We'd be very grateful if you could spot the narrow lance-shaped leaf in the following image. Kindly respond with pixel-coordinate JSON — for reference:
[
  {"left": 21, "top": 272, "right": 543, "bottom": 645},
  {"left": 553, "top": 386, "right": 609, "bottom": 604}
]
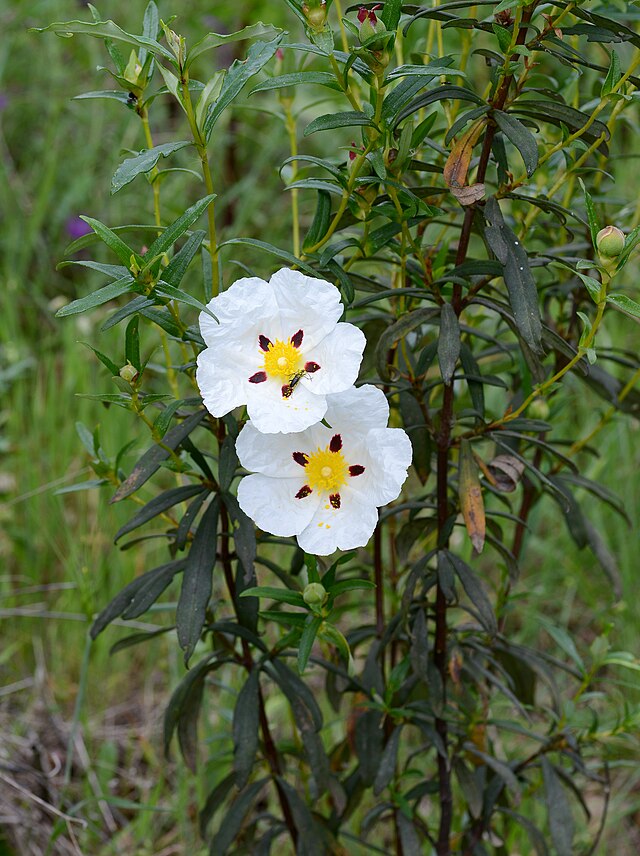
[
  {"left": 114, "top": 484, "right": 205, "bottom": 542},
  {"left": 204, "top": 36, "right": 283, "bottom": 139},
  {"left": 298, "top": 615, "right": 323, "bottom": 674},
  {"left": 31, "top": 18, "right": 175, "bottom": 62},
  {"left": 232, "top": 668, "right": 261, "bottom": 788},
  {"left": 493, "top": 110, "right": 538, "bottom": 177},
  {"left": 541, "top": 757, "right": 574, "bottom": 856},
  {"left": 209, "top": 779, "right": 269, "bottom": 856},
  {"left": 484, "top": 197, "right": 543, "bottom": 356},
  {"left": 185, "top": 22, "right": 282, "bottom": 69},
  {"left": 438, "top": 302, "right": 460, "bottom": 385},
  {"left": 303, "top": 111, "right": 376, "bottom": 137},
  {"left": 111, "top": 141, "right": 192, "bottom": 194},
  {"left": 176, "top": 496, "right": 220, "bottom": 665},
  {"left": 111, "top": 409, "right": 206, "bottom": 503},
  {"left": 161, "top": 230, "right": 206, "bottom": 288},
  {"left": 458, "top": 439, "right": 485, "bottom": 553},
  {"left": 144, "top": 194, "right": 216, "bottom": 260},
  {"left": 55, "top": 276, "right": 136, "bottom": 317},
  {"left": 445, "top": 550, "right": 496, "bottom": 634}
]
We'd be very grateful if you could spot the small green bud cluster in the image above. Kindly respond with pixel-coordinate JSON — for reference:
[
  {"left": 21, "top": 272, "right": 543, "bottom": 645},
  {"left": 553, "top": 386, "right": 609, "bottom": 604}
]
[
  {"left": 596, "top": 225, "right": 625, "bottom": 259},
  {"left": 303, "top": 582, "right": 328, "bottom": 606}
]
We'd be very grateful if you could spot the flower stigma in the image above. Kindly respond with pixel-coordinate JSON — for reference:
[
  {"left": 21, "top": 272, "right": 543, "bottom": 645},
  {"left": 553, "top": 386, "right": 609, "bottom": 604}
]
[
  {"left": 261, "top": 338, "right": 303, "bottom": 380},
  {"left": 305, "top": 445, "right": 349, "bottom": 492}
]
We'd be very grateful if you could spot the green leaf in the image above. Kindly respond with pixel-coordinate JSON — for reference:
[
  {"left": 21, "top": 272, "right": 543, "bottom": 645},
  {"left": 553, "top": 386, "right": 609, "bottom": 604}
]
[
  {"left": 374, "top": 726, "right": 401, "bottom": 795},
  {"left": 224, "top": 493, "right": 256, "bottom": 583},
  {"left": 111, "top": 141, "right": 192, "bottom": 194},
  {"left": 79, "top": 216, "right": 140, "bottom": 266},
  {"left": 145, "top": 194, "right": 216, "bottom": 260},
  {"left": 125, "top": 315, "right": 140, "bottom": 371},
  {"left": 199, "top": 773, "right": 236, "bottom": 838},
  {"left": 445, "top": 550, "right": 497, "bottom": 634},
  {"left": 90, "top": 559, "right": 185, "bottom": 638},
  {"left": 74, "top": 89, "right": 132, "bottom": 104},
  {"left": 579, "top": 178, "right": 601, "bottom": 248},
  {"left": 56, "top": 277, "right": 136, "bottom": 317},
  {"left": 176, "top": 490, "right": 210, "bottom": 552},
  {"left": 303, "top": 190, "right": 332, "bottom": 252},
  {"left": 176, "top": 496, "right": 220, "bottom": 665},
  {"left": 438, "top": 303, "right": 460, "bottom": 385},
  {"left": 219, "top": 237, "right": 318, "bottom": 276},
  {"left": 492, "top": 23, "right": 512, "bottom": 53},
  {"left": 540, "top": 621, "right": 586, "bottom": 673},
  {"left": 484, "top": 198, "right": 543, "bottom": 356},
  {"left": 161, "top": 230, "right": 206, "bottom": 288},
  {"left": 303, "top": 110, "right": 376, "bottom": 137},
  {"left": 541, "top": 757, "right": 574, "bottom": 856},
  {"left": 155, "top": 282, "right": 216, "bottom": 319},
  {"left": 80, "top": 343, "right": 120, "bottom": 376},
  {"left": 493, "top": 110, "right": 538, "bottom": 177},
  {"left": 232, "top": 668, "right": 261, "bottom": 788},
  {"left": 575, "top": 270, "right": 602, "bottom": 303},
  {"left": 375, "top": 307, "right": 440, "bottom": 381},
  {"left": 186, "top": 22, "right": 281, "bottom": 69},
  {"left": 606, "top": 293, "right": 640, "bottom": 318},
  {"left": 601, "top": 49, "right": 621, "bottom": 97},
  {"left": 381, "top": 0, "right": 403, "bottom": 32},
  {"left": 329, "top": 579, "right": 376, "bottom": 596},
  {"left": 32, "top": 18, "right": 175, "bottom": 62},
  {"left": 399, "top": 390, "right": 431, "bottom": 484},
  {"left": 250, "top": 71, "right": 340, "bottom": 94},
  {"left": 298, "top": 615, "right": 323, "bottom": 673},
  {"left": 209, "top": 779, "right": 269, "bottom": 856},
  {"left": 114, "top": 484, "right": 205, "bottom": 543},
  {"left": 204, "top": 36, "right": 283, "bottom": 139},
  {"left": 395, "top": 85, "right": 485, "bottom": 127},
  {"left": 111, "top": 409, "right": 206, "bottom": 503},
  {"left": 240, "top": 585, "right": 305, "bottom": 608}
]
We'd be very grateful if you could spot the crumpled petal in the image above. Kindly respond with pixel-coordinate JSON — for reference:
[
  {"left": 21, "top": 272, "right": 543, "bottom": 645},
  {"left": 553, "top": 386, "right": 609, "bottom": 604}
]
[
  {"left": 246, "top": 378, "right": 328, "bottom": 434},
  {"left": 236, "top": 421, "right": 328, "bottom": 479},
  {"left": 303, "top": 323, "right": 366, "bottom": 395},
  {"left": 349, "top": 427, "right": 413, "bottom": 506},
  {"left": 237, "top": 473, "right": 320, "bottom": 536},
  {"left": 324, "top": 384, "right": 390, "bottom": 434},
  {"left": 200, "top": 276, "right": 277, "bottom": 344},
  {"left": 297, "top": 489, "right": 379, "bottom": 555},
  {"left": 269, "top": 269, "right": 343, "bottom": 349}
]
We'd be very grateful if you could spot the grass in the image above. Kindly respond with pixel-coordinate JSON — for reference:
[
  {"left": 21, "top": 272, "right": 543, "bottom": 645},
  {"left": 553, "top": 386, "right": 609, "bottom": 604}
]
[{"left": 1, "top": 1, "right": 639, "bottom": 853}]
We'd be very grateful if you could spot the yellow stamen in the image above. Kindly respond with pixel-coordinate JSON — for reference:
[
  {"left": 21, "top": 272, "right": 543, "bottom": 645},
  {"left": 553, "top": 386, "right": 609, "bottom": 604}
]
[
  {"left": 306, "top": 446, "right": 348, "bottom": 492},
  {"left": 262, "top": 339, "right": 302, "bottom": 380}
]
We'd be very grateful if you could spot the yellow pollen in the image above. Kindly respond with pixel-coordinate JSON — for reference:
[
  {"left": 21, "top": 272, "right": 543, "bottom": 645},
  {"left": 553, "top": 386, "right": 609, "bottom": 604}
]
[
  {"left": 305, "top": 446, "right": 349, "bottom": 493},
  {"left": 262, "top": 338, "right": 302, "bottom": 379}
]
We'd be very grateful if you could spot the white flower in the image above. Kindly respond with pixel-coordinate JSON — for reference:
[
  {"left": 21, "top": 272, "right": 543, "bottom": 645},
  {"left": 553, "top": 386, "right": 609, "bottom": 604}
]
[
  {"left": 236, "top": 385, "right": 412, "bottom": 555},
  {"left": 196, "top": 268, "right": 366, "bottom": 433}
]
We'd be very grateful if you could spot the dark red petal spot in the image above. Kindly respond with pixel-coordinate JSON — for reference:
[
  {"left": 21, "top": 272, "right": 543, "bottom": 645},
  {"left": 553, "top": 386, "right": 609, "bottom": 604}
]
[
  {"left": 258, "top": 334, "right": 272, "bottom": 352},
  {"left": 329, "top": 434, "right": 342, "bottom": 453},
  {"left": 293, "top": 452, "right": 309, "bottom": 467},
  {"left": 296, "top": 485, "right": 312, "bottom": 499},
  {"left": 329, "top": 493, "right": 341, "bottom": 509},
  {"left": 349, "top": 465, "right": 365, "bottom": 477},
  {"left": 291, "top": 329, "right": 304, "bottom": 348},
  {"left": 281, "top": 384, "right": 293, "bottom": 399},
  {"left": 357, "top": 6, "right": 368, "bottom": 23},
  {"left": 249, "top": 371, "right": 267, "bottom": 384},
  {"left": 304, "top": 361, "right": 321, "bottom": 373}
]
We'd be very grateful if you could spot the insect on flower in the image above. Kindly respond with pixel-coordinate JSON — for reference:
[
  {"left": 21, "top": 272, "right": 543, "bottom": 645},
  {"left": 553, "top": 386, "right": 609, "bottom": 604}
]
[{"left": 281, "top": 369, "right": 310, "bottom": 399}]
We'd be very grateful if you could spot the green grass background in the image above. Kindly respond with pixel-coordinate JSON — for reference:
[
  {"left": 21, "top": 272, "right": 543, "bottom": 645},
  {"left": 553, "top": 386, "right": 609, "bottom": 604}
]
[{"left": 1, "top": 1, "right": 639, "bottom": 853}]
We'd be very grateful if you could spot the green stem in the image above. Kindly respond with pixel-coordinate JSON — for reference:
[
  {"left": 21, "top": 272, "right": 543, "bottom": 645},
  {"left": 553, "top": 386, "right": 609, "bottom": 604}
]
[
  {"left": 180, "top": 73, "right": 220, "bottom": 296},
  {"left": 283, "top": 99, "right": 300, "bottom": 257}
]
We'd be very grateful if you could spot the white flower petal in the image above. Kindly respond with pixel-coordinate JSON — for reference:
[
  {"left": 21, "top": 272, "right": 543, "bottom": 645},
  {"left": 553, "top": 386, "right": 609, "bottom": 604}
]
[
  {"left": 246, "top": 377, "right": 328, "bottom": 434},
  {"left": 303, "top": 323, "right": 366, "bottom": 395},
  {"left": 236, "top": 422, "right": 316, "bottom": 478},
  {"left": 237, "top": 474, "right": 320, "bottom": 537},
  {"left": 269, "top": 269, "right": 343, "bottom": 349},
  {"left": 297, "top": 489, "right": 379, "bottom": 555},
  {"left": 199, "top": 276, "right": 277, "bottom": 343},
  {"left": 354, "top": 427, "right": 413, "bottom": 506},
  {"left": 324, "top": 385, "right": 390, "bottom": 434},
  {"left": 196, "top": 350, "right": 247, "bottom": 416}
]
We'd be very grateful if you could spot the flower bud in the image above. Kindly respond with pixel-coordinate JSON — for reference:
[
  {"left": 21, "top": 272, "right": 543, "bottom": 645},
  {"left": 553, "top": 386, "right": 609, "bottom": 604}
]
[
  {"left": 119, "top": 363, "right": 139, "bottom": 384},
  {"left": 596, "top": 225, "right": 625, "bottom": 258},
  {"left": 303, "top": 582, "right": 328, "bottom": 606},
  {"left": 358, "top": 5, "right": 385, "bottom": 46},
  {"left": 302, "top": 0, "right": 327, "bottom": 32},
  {"left": 527, "top": 397, "right": 550, "bottom": 421}
]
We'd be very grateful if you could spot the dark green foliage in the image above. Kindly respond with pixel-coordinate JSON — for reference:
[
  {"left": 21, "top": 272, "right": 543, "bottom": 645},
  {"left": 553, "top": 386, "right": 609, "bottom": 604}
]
[{"left": 46, "top": 0, "right": 640, "bottom": 853}]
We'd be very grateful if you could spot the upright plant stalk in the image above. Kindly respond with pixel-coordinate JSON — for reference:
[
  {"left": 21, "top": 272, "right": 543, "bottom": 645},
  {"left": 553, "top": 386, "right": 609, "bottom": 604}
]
[{"left": 180, "top": 74, "right": 220, "bottom": 296}]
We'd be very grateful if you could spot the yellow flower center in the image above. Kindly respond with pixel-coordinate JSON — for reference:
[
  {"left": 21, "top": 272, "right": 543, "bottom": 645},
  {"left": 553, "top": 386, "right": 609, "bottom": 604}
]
[
  {"left": 262, "top": 339, "right": 302, "bottom": 380},
  {"left": 305, "top": 446, "right": 349, "bottom": 492}
]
